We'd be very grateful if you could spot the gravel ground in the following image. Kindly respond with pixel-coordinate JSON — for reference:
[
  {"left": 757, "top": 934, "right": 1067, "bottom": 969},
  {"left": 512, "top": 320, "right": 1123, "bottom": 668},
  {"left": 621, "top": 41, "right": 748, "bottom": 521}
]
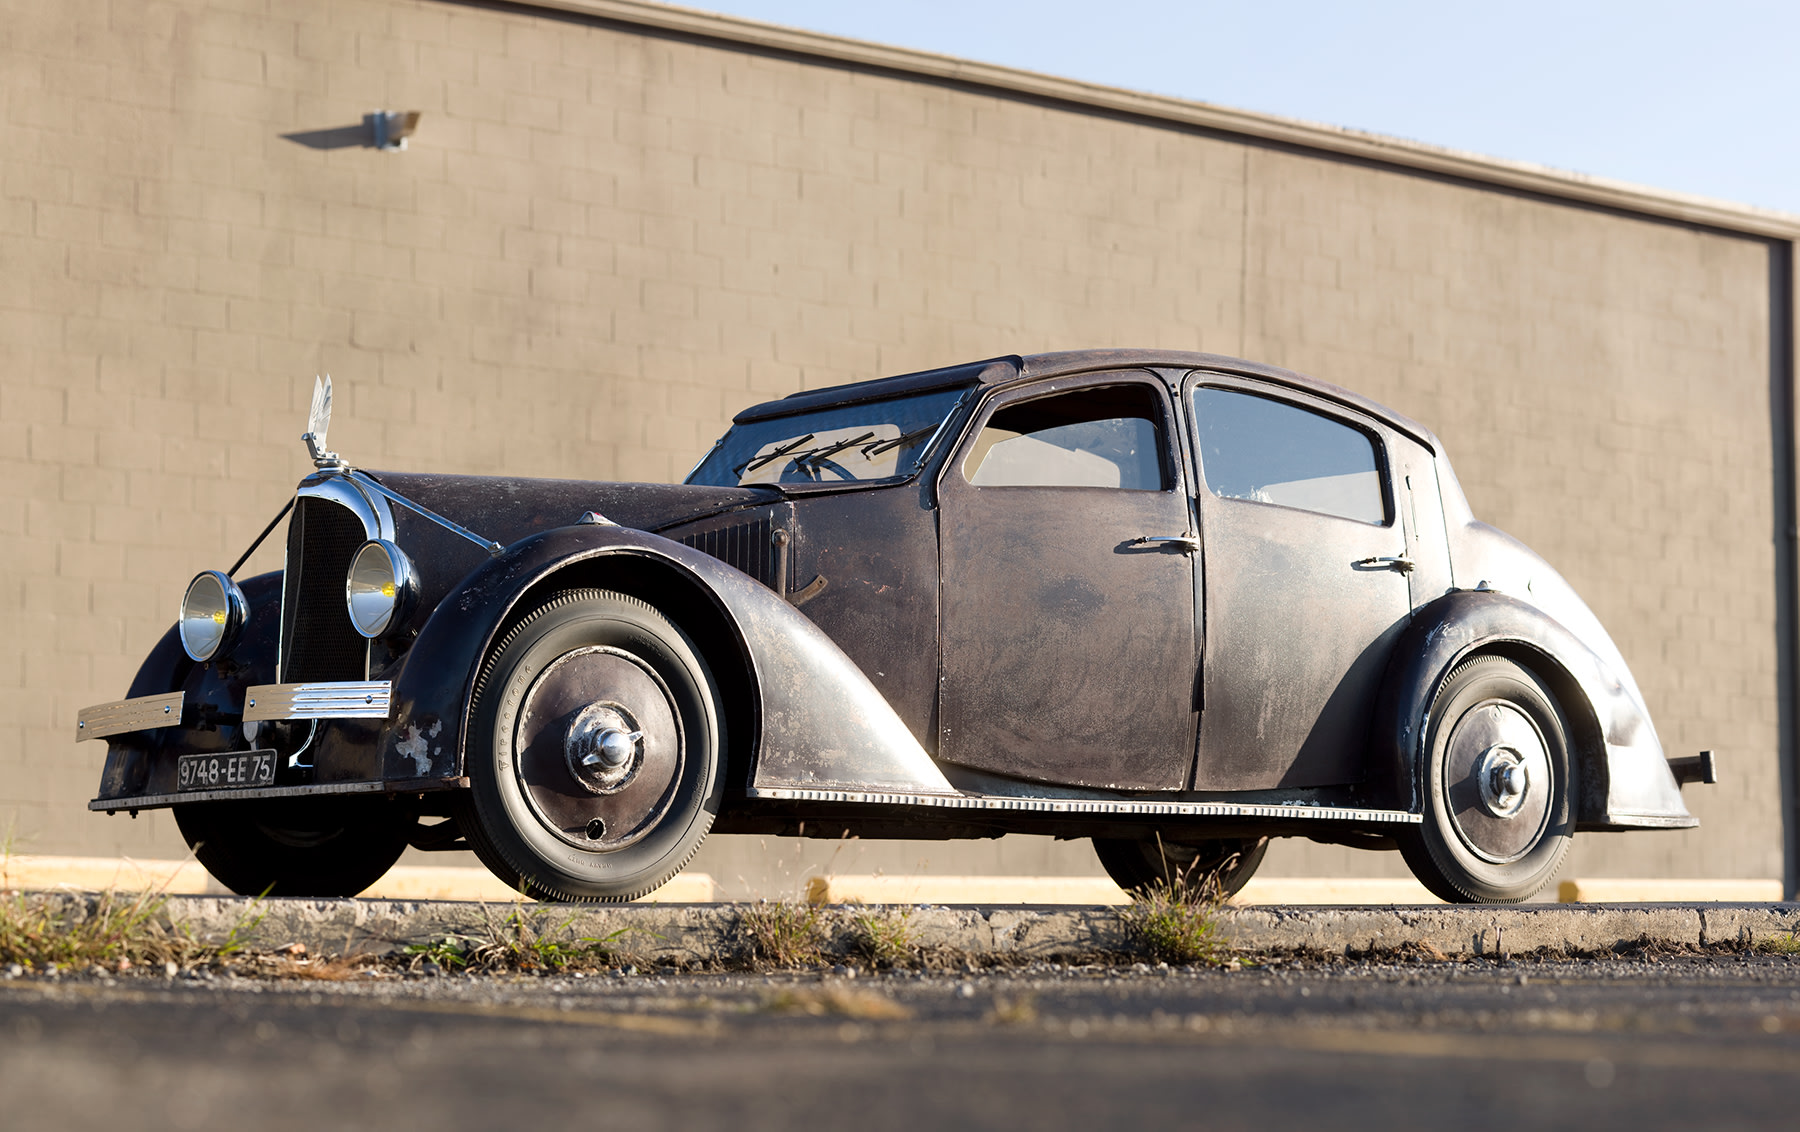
[{"left": 2, "top": 953, "right": 1797, "bottom": 1130}]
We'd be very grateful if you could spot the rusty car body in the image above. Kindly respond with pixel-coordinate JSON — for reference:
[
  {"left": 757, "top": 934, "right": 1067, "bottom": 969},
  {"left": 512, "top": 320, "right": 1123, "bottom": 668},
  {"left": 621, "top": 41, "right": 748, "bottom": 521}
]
[{"left": 78, "top": 350, "right": 1713, "bottom": 903}]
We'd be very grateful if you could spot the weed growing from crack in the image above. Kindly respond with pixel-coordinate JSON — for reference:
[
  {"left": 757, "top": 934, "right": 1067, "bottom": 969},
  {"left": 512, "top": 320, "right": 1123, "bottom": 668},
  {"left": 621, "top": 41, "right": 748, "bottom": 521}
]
[
  {"left": 0, "top": 884, "right": 285, "bottom": 976},
  {"left": 1117, "top": 839, "right": 1235, "bottom": 966},
  {"left": 849, "top": 908, "right": 916, "bottom": 967},
  {"left": 737, "top": 901, "right": 827, "bottom": 968},
  {"left": 1753, "top": 931, "right": 1800, "bottom": 957},
  {"left": 0, "top": 888, "right": 189, "bottom": 973},
  {"left": 404, "top": 905, "right": 636, "bottom": 974}
]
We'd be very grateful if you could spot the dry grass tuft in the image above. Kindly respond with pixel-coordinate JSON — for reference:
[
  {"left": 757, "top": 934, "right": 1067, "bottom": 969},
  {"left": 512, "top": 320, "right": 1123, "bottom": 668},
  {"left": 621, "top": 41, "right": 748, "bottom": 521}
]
[
  {"left": 1116, "top": 842, "right": 1236, "bottom": 967},
  {"left": 403, "top": 906, "right": 631, "bottom": 975},
  {"left": 0, "top": 889, "right": 211, "bottom": 973},
  {"left": 737, "top": 901, "right": 828, "bottom": 969},
  {"left": 848, "top": 908, "right": 916, "bottom": 968}
]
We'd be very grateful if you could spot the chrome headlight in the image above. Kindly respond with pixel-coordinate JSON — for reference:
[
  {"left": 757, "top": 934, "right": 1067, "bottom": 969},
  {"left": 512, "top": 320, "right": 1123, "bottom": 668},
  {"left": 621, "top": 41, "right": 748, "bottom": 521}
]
[
  {"left": 346, "top": 539, "right": 418, "bottom": 639},
  {"left": 178, "top": 570, "right": 248, "bottom": 662}
]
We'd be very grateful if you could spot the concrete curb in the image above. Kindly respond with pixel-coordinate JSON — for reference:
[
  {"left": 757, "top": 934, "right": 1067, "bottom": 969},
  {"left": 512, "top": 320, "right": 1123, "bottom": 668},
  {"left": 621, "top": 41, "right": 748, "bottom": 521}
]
[{"left": 82, "top": 896, "right": 1800, "bottom": 965}]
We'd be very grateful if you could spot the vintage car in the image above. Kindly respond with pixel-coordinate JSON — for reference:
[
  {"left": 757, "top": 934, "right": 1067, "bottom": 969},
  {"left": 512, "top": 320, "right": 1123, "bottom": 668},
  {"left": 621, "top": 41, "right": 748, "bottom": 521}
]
[{"left": 78, "top": 350, "right": 1716, "bottom": 904}]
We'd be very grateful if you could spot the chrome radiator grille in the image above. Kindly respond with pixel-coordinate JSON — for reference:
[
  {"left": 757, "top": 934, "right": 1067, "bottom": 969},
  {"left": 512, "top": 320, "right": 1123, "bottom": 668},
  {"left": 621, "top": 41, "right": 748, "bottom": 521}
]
[
  {"left": 279, "top": 496, "right": 369, "bottom": 682},
  {"left": 677, "top": 514, "right": 782, "bottom": 590}
]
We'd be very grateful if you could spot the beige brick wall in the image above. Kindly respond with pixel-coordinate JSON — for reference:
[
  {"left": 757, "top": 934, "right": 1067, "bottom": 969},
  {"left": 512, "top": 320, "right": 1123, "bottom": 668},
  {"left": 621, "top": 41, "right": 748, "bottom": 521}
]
[{"left": 0, "top": 0, "right": 1787, "bottom": 891}]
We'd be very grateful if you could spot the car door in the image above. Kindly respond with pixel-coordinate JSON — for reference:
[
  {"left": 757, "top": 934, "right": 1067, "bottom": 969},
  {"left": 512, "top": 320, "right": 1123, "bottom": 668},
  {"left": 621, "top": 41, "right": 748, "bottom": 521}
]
[
  {"left": 936, "top": 371, "right": 1199, "bottom": 791},
  {"left": 1185, "top": 375, "right": 1416, "bottom": 790}
]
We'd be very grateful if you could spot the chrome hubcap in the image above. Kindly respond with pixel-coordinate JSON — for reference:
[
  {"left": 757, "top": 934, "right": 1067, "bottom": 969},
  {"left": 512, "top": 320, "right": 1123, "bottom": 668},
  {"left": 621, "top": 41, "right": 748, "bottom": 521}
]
[
  {"left": 1475, "top": 745, "right": 1531, "bottom": 818},
  {"left": 1443, "top": 700, "right": 1553, "bottom": 864},
  {"left": 564, "top": 703, "right": 643, "bottom": 795},
  {"left": 512, "top": 645, "right": 684, "bottom": 852}
]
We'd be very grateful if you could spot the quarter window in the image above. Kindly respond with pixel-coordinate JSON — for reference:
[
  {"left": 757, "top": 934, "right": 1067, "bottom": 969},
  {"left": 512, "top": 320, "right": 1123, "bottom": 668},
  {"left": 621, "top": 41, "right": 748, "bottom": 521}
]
[
  {"left": 1193, "top": 387, "right": 1387, "bottom": 524},
  {"left": 964, "top": 385, "right": 1168, "bottom": 490}
]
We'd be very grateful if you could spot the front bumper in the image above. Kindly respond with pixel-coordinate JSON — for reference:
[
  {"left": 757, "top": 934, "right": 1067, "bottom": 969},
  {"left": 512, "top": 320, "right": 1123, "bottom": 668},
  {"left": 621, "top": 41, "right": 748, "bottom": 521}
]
[
  {"left": 76, "top": 692, "right": 184, "bottom": 740},
  {"left": 87, "top": 774, "right": 467, "bottom": 812},
  {"left": 79, "top": 680, "right": 434, "bottom": 813},
  {"left": 77, "top": 682, "right": 393, "bottom": 742}
]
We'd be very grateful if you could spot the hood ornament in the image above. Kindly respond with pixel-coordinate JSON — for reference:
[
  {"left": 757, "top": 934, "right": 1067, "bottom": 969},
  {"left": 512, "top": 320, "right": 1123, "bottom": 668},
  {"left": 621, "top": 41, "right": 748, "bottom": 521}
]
[
  {"left": 295, "top": 373, "right": 504, "bottom": 557},
  {"left": 303, "top": 375, "right": 346, "bottom": 469}
]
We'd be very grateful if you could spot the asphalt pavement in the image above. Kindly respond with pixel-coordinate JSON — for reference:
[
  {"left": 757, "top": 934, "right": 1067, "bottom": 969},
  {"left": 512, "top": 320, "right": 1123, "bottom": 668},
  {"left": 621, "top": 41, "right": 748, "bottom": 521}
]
[{"left": 3, "top": 953, "right": 1796, "bottom": 1130}]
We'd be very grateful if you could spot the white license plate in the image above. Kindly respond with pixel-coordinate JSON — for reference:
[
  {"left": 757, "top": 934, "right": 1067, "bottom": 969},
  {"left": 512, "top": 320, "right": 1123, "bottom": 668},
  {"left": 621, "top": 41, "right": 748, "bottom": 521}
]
[{"left": 177, "top": 750, "right": 277, "bottom": 791}]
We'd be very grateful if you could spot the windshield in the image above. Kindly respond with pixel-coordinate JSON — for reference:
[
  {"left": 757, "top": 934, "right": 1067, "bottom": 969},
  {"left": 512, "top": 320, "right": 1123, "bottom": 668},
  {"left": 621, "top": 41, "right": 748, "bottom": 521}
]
[{"left": 687, "top": 386, "right": 970, "bottom": 488}]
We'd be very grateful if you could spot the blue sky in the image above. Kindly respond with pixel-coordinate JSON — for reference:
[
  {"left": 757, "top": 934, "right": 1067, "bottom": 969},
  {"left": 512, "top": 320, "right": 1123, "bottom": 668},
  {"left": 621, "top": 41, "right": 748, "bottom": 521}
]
[{"left": 676, "top": 0, "right": 1799, "bottom": 216}]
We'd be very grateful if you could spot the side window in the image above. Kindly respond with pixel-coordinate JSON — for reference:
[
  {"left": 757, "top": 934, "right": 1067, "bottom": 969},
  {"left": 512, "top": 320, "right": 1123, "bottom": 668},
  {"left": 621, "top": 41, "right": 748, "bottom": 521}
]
[
  {"left": 964, "top": 385, "right": 1168, "bottom": 490},
  {"left": 1193, "top": 387, "right": 1387, "bottom": 524}
]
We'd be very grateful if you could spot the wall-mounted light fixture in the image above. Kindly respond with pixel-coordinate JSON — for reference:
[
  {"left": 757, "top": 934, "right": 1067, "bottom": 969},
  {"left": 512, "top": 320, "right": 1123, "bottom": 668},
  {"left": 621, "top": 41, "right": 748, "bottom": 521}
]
[{"left": 370, "top": 110, "right": 421, "bottom": 152}]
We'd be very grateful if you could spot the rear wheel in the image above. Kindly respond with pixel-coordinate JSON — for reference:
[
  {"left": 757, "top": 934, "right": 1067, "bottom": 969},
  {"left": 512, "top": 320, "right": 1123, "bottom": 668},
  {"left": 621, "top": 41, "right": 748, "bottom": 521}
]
[
  {"left": 1399, "top": 654, "right": 1575, "bottom": 903},
  {"left": 1093, "top": 835, "right": 1268, "bottom": 899},
  {"left": 174, "top": 796, "right": 415, "bottom": 897},
  {"left": 458, "top": 589, "right": 724, "bottom": 902}
]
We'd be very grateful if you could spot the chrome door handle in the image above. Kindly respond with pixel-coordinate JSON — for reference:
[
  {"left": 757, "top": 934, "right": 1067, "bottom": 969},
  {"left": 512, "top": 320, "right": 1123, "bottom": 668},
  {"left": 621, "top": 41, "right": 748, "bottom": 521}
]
[
  {"left": 1353, "top": 555, "right": 1415, "bottom": 574},
  {"left": 1133, "top": 534, "right": 1200, "bottom": 552}
]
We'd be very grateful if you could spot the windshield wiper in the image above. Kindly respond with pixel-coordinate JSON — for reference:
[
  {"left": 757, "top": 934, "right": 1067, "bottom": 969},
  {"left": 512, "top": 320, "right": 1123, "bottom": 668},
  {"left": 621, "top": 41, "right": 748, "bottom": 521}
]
[
  {"left": 736, "top": 434, "right": 817, "bottom": 476},
  {"left": 735, "top": 423, "right": 940, "bottom": 484},
  {"left": 861, "top": 424, "right": 937, "bottom": 458},
  {"left": 792, "top": 431, "right": 877, "bottom": 468}
]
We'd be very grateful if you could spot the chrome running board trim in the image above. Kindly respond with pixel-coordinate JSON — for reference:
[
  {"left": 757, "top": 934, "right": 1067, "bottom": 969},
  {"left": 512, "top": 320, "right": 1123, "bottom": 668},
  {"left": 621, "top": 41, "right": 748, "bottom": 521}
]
[
  {"left": 76, "top": 692, "right": 184, "bottom": 741},
  {"left": 243, "top": 681, "right": 391, "bottom": 722},
  {"left": 745, "top": 787, "right": 1422, "bottom": 824}
]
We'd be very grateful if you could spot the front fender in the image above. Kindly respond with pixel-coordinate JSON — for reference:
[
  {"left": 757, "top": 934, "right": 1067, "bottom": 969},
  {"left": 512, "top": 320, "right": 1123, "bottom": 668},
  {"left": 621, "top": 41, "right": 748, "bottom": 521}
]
[
  {"left": 1373, "top": 590, "right": 1692, "bottom": 830},
  {"left": 384, "top": 524, "right": 954, "bottom": 795}
]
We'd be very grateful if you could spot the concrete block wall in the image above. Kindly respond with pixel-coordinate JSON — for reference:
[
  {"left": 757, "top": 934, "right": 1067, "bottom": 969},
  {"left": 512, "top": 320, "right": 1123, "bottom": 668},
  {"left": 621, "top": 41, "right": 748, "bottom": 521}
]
[{"left": 0, "top": 0, "right": 1788, "bottom": 893}]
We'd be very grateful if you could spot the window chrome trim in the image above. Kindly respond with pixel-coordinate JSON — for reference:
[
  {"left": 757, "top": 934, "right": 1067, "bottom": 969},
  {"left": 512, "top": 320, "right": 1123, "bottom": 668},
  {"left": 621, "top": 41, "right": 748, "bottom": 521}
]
[
  {"left": 1183, "top": 371, "right": 1398, "bottom": 529},
  {"left": 939, "top": 369, "right": 1187, "bottom": 498}
]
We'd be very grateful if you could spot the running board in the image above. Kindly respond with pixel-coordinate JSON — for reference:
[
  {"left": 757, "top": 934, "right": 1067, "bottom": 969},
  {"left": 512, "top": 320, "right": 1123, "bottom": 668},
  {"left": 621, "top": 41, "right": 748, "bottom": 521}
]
[{"left": 745, "top": 787, "right": 1421, "bottom": 824}]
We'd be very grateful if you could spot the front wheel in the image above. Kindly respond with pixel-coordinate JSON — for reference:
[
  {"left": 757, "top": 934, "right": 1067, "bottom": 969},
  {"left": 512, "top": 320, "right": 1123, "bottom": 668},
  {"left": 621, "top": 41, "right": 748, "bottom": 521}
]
[
  {"left": 459, "top": 589, "right": 725, "bottom": 902},
  {"left": 1093, "top": 835, "right": 1268, "bottom": 899},
  {"left": 174, "top": 796, "right": 415, "bottom": 897},
  {"left": 1399, "top": 654, "right": 1575, "bottom": 903}
]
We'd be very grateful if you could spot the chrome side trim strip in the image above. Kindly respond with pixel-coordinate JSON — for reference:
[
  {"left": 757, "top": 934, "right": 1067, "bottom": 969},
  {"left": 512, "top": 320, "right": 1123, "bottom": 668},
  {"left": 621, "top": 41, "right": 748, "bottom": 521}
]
[
  {"left": 76, "top": 693, "right": 185, "bottom": 741},
  {"left": 243, "top": 681, "right": 392, "bottom": 722},
  {"left": 745, "top": 786, "right": 1423, "bottom": 824},
  {"left": 88, "top": 775, "right": 470, "bottom": 812},
  {"left": 351, "top": 471, "right": 504, "bottom": 558}
]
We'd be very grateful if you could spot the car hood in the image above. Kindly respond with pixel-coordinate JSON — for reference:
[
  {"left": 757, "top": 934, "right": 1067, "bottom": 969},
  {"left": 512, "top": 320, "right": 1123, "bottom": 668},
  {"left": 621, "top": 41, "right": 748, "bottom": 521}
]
[{"left": 364, "top": 471, "right": 779, "bottom": 545}]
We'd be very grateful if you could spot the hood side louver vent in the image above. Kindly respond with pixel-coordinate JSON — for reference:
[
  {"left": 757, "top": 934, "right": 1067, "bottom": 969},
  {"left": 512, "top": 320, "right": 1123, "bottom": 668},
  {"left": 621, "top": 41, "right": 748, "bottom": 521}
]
[{"left": 676, "top": 513, "right": 784, "bottom": 591}]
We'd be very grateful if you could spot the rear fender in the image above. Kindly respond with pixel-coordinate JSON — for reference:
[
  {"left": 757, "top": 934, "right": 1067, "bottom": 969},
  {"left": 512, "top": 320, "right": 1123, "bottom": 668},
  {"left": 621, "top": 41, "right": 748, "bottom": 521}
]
[
  {"left": 1373, "top": 589, "right": 1691, "bottom": 830},
  {"left": 385, "top": 525, "right": 952, "bottom": 795}
]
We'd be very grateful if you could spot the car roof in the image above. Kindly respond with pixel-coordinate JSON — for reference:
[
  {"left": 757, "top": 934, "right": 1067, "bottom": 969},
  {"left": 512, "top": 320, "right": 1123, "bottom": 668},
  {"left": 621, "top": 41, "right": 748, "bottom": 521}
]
[{"left": 733, "top": 348, "right": 1439, "bottom": 452}]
